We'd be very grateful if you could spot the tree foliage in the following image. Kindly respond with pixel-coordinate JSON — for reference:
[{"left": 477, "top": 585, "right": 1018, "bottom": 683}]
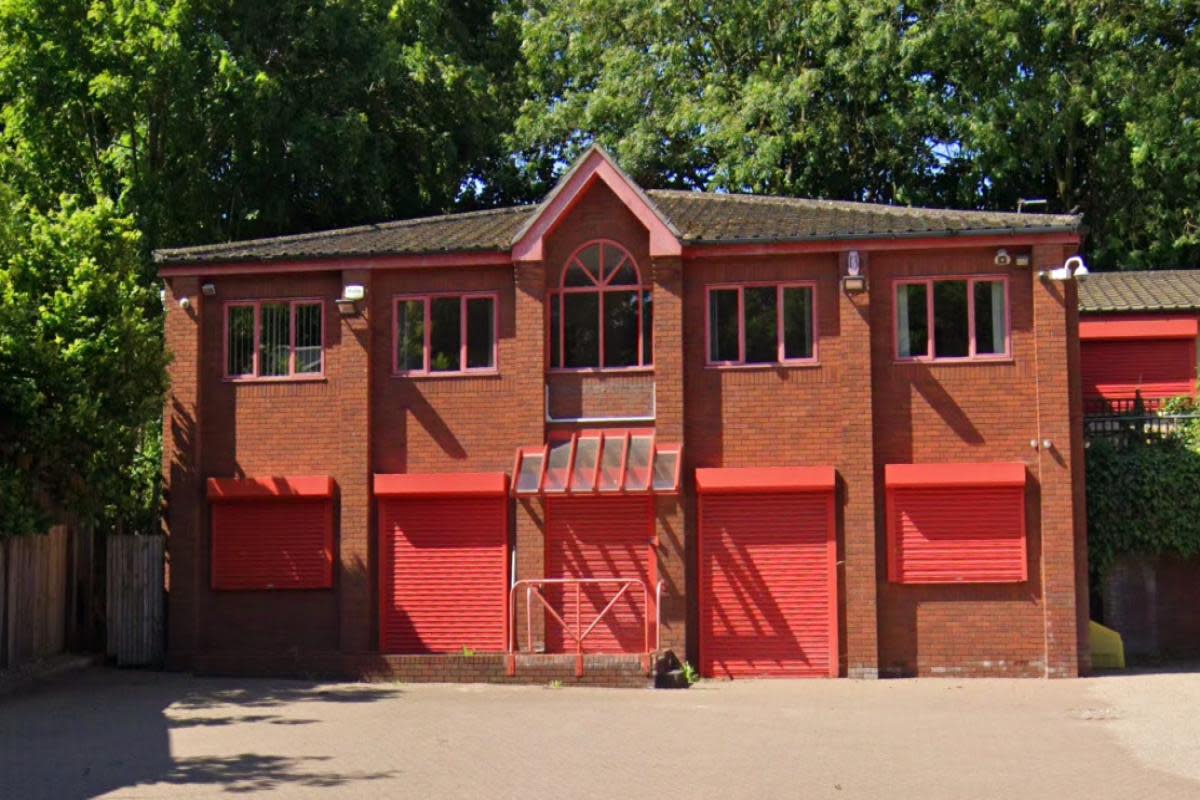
[
  {"left": 0, "top": 187, "right": 166, "bottom": 537},
  {"left": 1086, "top": 426, "right": 1200, "bottom": 578},
  {"left": 514, "top": 0, "right": 1200, "bottom": 270},
  {"left": 0, "top": 0, "right": 524, "bottom": 262}
]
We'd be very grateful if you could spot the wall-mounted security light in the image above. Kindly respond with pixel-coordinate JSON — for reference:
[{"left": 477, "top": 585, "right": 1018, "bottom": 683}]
[
  {"left": 994, "top": 248, "right": 1011, "bottom": 267},
  {"left": 1015, "top": 254, "right": 1031, "bottom": 267},
  {"left": 336, "top": 283, "right": 365, "bottom": 316},
  {"left": 1066, "top": 255, "right": 1088, "bottom": 277},
  {"left": 201, "top": 282, "right": 216, "bottom": 297},
  {"left": 842, "top": 250, "right": 867, "bottom": 294},
  {"left": 1038, "top": 255, "right": 1088, "bottom": 282}
]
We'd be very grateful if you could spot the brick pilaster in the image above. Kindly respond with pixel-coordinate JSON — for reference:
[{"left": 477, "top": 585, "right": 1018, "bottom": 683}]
[
  {"left": 513, "top": 259, "right": 548, "bottom": 649},
  {"left": 651, "top": 256, "right": 686, "bottom": 656},
  {"left": 840, "top": 252, "right": 880, "bottom": 678},
  {"left": 163, "top": 276, "right": 203, "bottom": 664},
  {"left": 338, "top": 269, "right": 373, "bottom": 653},
  {"left": 1032, "top": 245, "right": 1085, "bottom": 677}
]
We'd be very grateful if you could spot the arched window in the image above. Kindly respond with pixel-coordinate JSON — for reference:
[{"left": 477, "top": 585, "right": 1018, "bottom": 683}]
[{"left": 549, "top": 240, "right": 652, "bottom": 369}]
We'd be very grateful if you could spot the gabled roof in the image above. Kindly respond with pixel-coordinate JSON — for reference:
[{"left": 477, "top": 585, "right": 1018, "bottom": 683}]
[
  {"left": 1078, "top": 270, "right": 1200, "bottom": 313},
  {"left": 154, "top": 148, "right": 1082, "bottom": 267}
]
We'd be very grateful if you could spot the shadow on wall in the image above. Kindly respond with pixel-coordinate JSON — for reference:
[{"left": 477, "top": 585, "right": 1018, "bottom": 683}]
[{"left": 0, "top": 670, "right": 400, "bottom": 800}]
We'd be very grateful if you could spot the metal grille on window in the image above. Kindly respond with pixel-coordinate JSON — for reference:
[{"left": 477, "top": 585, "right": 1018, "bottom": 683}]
[
  {"left": 227, "top": 306, "right": 255, "bottom": 376},
  {"left": 260, "top": 303, "right": 291, "bottom": 377},
  {"left": 295, "top": 303, "right": 322, "bottom": 374}
]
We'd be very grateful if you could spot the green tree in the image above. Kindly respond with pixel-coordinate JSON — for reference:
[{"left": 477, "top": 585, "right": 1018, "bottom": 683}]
[
  {"left": 0, "top": 187, "right": 167, "bottom": 538},
  {"left": 514, "top": 0, "right": 1200, "bottom": 270},
  {"left": 0, "top": 0, "right": 524, "bottom": 264}
]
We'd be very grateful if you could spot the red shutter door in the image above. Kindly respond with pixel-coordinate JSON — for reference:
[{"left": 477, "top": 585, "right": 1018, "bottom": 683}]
[
  {"left": 379, "top": 496, "right": 508, "bottom": 654},
  {"left": 211, "top": 499, "right": 333, "bottom": 590},
  {"left": 1081, "top": 339, "right": 1196, "bottom": 401},
  {"left": 888, "top": 486, "right": 1026, "bottom": 584},
  {"left": 700, "top": 492, "right": 836, "bottom": 678},
  {"left": 545, "top": 497, "right": 654, "bottom": 655}
]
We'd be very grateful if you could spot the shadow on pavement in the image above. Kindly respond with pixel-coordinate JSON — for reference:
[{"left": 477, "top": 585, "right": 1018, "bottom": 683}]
[{"left": 0, "top": 668, "right": 400, "bottom": 800}]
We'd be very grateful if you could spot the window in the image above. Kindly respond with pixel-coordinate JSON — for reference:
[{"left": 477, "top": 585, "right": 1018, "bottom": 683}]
[
  {"left": 705, "top": 283, "right": 816, "bottom": 366},
  {"left": 392, "top": 293, "right": 497, "bottom": 375},
  {"left": 225, "top": 300, "right": 324, "bottom": 379},
  {"left": 549, "top": 240, "right": 651, "bottom": 370},
  {"left": 896, "top": 277, "right": 1008, "bottom": 361}
]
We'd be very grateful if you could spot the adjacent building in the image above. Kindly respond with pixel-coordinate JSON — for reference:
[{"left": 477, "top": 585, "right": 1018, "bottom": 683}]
[{"left": 157, "top": 146, "right": 1090, "bottom": 681}]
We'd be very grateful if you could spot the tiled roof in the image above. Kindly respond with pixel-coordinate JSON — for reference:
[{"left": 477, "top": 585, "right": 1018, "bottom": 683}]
[
  {"left": 1078, "top": 270, "right": 1200, "bottom": 313},
  {"left": 155, "top": 190, "right": 1080, "bottom": 266},
  {"left": 646, "top": 190, "right": 1078, "bottom": 244},
  {"left": 153, "top": 205, "right": 536, "bottom": 265}
]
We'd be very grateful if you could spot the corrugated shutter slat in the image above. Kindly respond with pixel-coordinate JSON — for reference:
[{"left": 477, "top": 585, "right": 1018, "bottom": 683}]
[
  {"left": 700, "top": 493, "right": 835, "bottom": 678},
  {"left": 889, "top": 486, "right": 1026, "bottom": 584},
  {"left": 1081, "top": 339, "right": 1195, "bottom": 400},
  {"left": 380, "top": 497, "right": 507, "bottom": 654},
  {"left": 546, "top": 497, "right": 653, "bottom": 655},
  {"left": 211, "top": 500, "right": 333, "bottom": 590}
]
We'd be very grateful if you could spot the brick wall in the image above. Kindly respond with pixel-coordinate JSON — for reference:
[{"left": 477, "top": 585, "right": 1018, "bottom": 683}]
[{"left": 163, "top": 182, "right": 1087, "bottom": 679}]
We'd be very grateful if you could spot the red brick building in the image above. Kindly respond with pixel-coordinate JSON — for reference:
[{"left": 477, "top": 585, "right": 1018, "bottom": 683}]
[
  {"left": 1078, "top": 270, "right": 1200, "bottom": 413},
  {"left": 157, "top": 146, "right": 1091, "bottom": 682}
]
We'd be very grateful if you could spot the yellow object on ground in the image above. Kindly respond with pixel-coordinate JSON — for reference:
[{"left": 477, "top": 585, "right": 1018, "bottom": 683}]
[{"left": 1090, "top": 621, "right": 1126, "bottom": 669}]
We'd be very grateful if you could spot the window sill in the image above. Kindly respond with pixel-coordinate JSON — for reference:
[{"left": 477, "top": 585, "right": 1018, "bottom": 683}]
[
  {"left": 704, "top": 361, "right": 821, "bottom": 371},
  {"left": 893, "top": 357, "right": 1015, "bottom": 366},
  {"left": 224, "top": 375, "right": 328, "bottom": 384},
  {"left": 548, "top": 366, "right": 655, "bottom": 376},
  {"left": 392, "top": 370, "right": 502, "bottom": 380}
]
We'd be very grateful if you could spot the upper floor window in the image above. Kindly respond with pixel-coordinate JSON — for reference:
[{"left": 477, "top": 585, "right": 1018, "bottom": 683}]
[
  {"left": 394, "top": 292, "right": 497, "bottom": 375},
  {"left": 549, "top": 240, "right": 652, "bottom": 370},
  {"left": 226, "top": 300, "right": 323, "bottom": 380},
  {"left": 895, "top": 276, "right": 1008, "bottom": 361},
  {"left": 706, "top": 283, "right": 816, "bottom": 366}
]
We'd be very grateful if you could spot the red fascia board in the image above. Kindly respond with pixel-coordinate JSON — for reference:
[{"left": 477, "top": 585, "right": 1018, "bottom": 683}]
[
  {"left": 158, "top": 250, "right": 512, "bottom": 278},
  {"left": 1079, "top": 315, "right": 1199, "bottom": 341},
  {"left": 694, "top": 466, "right": 836, "bottom": 494},
  {"left": 374, "top": 471, "right": 509, "bottom": 498},
  {"left": 885, "top": 462, "right": 1026, "bottom": 489},
  {"left": 207, "top": 476, "right": 334, "bottom": 501},
  {"left": 682, "top": 231, "right": 1079, "bottom": 260}
]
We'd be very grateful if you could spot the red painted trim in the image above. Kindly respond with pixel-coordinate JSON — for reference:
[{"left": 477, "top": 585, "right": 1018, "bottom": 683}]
[
  {"left": 159, "top": 250, "right": 512, "bottom": 278},
  {"left": 512, "top": 150, "right": 681, "bottom": 262},
  {"left": 893, "top": 275, "right": 1011, "bottom": 362},
  {"left": 373, "top": 472, "right": 509, "bottom": 498},
  {"left": 391, "top": 291, "right": 499, "bottom": 376},
  {"left": 206, "top": 476, "right": 334, "bottom": 501},
  {"left": 884, "top": 461, "right": 1026, "bottom": 489},
  {"left": 704, "top": 281, "right": 819, "bottom": 367},
  {"left": 694, "top": 466, "right": 837, "bottom": 494},
  {"left": 682, "top": 232, "right": 1080, "bottom": 260},
  {"left": 1079, "top": 315, "right": 1200, "bottom": 341}
]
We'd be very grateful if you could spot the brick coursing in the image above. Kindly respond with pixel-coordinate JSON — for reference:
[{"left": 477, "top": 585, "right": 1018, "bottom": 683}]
[{"left": 162, "top": 179, "right": 1087, "bottom": 682}]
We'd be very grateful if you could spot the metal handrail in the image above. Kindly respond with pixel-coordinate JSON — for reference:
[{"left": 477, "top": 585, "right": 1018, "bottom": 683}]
[{"left": 506, "top": 577, "right": 658, "bottom": 677}]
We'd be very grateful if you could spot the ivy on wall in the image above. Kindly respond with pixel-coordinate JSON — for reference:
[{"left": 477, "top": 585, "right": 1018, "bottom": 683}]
[{"left": 1086, "top": 404, "right": 1200, "bottom": 577}]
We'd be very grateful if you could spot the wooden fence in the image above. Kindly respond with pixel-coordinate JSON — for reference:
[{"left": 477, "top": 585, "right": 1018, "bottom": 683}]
[
  {"left": 1, "top": 526, "right": 70, "bottom": 669},
  {"left": 106, "top": 535, "right": 165, "bottom": 667}
]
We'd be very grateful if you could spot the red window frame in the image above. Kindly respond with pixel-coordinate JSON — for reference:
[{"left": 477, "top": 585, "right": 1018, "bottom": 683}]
[
  {"left": 223, "top": 299, "right": 325, "bottom": 381},
  {"left": 391, "top": 291, "right": 499, "bottom": 376},
  {"left": 704, "top": 281, "right": 819, "bottom": 367},
  {"left": 548, "top": 239, "right": 652, "bottom": 372},
  {"left": 893, "top": 275, "right": 1010, "bottom": 363}
]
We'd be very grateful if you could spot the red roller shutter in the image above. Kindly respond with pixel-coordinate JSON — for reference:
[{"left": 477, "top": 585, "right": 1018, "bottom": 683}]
[
  {"left": 698, "top": 468, "right": 837, "bottom": 679},
  {"left": 545, "top": 497, "right": 655, "bottom": 655},
  {"left": 1081, "top": 338, "right": 1196, "bottom": 401},
  {"left": 208, "top": 477, "right": 334, "bottom": 591},
  {"left": 378, "top": 479, "right": 509, "bottom": 655},
  {"left": 885, "top": 463, "right": 1027, "bottom": 584}
]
